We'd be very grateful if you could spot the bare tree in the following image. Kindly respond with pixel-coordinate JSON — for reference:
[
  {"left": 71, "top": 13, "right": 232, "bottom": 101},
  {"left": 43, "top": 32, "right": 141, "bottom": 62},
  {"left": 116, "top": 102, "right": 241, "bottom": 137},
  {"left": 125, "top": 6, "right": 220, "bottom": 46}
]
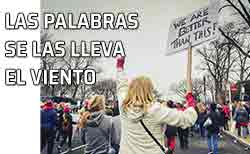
[
  {"left": 232, "top": 44, "right": 250, "bottom": 81},
  {"left": 169, "top": 78, "right": 204, "bottom": 99},
  {"left": 219, "top": 0, "right": 250, "bottom": 58},
  {"left": 40, "top": 32, "right": 61, "bottom": 96},
  {"left": 169, "top": 80, "right": 187, "bottom": 98},
  {"left": 59, "top": 46, "right": 100, "bottom": 99},
  {"left": 197, "top": 40, "right": 237, "bottom": 97},
  {"left": 40, "top": 32, "right": 101, "bottom": 98},
  {"left": 90, "top": 79, "right": 117, "bottom": 105},
  {"left": 219, "top": 22, "right": 250, "bottom": 82}
]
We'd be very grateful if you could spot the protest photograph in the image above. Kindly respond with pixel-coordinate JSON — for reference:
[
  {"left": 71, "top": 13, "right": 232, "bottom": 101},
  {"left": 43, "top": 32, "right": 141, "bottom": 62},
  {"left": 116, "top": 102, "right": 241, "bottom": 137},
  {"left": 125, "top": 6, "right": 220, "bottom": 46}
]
[{"left": 1, "top": 0, "right": 250, "bottom": 154}]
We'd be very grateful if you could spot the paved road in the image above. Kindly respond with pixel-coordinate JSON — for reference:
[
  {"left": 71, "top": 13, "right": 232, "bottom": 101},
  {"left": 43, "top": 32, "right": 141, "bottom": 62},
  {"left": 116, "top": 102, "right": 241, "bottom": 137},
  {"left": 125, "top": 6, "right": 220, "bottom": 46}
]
[
  {"left": 41, "top": 113, "right": 85, "bottom": 154},
  {"left": 42, "top": 132, "right": 249, "bottom": 154},
  {"left": 175, "top": 133, "right": 249, "bottom": 154},
  {"left": 41, "top": 127, "right": 84, "bottom": 154}
]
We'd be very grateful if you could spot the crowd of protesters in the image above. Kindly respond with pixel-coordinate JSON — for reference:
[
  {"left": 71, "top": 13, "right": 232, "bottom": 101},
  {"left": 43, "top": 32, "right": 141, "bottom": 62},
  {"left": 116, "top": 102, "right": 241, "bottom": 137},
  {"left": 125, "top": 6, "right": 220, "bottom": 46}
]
[
  {"left": 232, "top": 99, "right": 250, "bottom": 140},
  {"left": 41, "top": 101, "right": 77, "bottom": 154},
  {"left": 194, "top": 95, "right": 250, "bottom": 154},
  {"left": 41, "top": 56, "right": 250, "bottom": 154}
]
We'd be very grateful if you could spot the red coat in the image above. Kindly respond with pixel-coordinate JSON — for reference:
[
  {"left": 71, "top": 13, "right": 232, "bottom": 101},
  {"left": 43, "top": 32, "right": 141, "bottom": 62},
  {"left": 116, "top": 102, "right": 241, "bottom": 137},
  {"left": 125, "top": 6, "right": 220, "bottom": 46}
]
[{"left": 222, "top": 105, "right": 230, "bottom": 118}]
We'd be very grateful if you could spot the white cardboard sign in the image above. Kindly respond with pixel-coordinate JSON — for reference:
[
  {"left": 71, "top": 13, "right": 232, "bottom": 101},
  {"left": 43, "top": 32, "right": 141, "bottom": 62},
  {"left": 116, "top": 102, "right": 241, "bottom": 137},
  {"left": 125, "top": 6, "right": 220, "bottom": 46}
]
[{"left": 167, "top": 5, "right": 218, "bottom": 55}]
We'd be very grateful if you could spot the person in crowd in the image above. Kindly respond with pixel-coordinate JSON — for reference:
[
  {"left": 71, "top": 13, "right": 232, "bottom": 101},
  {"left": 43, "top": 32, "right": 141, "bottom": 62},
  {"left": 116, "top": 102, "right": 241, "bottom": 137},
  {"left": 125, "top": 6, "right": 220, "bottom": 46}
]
[
  {"left": 176, "top": 102, "right": 190, "bottom": 150},
  {"left": 232, "top": 99, "right": 238, "bottom": 117},
  {"left": 205, "top": 103, "right": 221, "bottom": 154},
  {"left": 216, "top": 104, "right": 225, "bottom": 138},
  {"left": 113, "top": 100, "right": 120, "bottom": 116},
  {"left": 112, "top": 114, "right": 121, "bottom": 154},
  {"left": 56, "top": 103, "right": 64, "bottom": 142},
  {"left": 232, "top": 100, "right": 239, "bottom": 143},
  {"left": 41, "top": 100, "right": 57, "bottom": 154},
  {"left": 40, "top": 102, "right": 45, "bottom": 109},
  {"left": 243, "top": 100, "right": 250, "bottom": 151},
  {"left": 245, "top": 101, "right": 250, "bottom": 134},
  {"left": 222, "top": 101, "right": 230, "bottom": 131},
  {"left": 80, "top": 95, "right": 118, "bottom": 154},
  {"left": 57, "top": 107, "right": 75, "bottom": 153},
  {"left": 164, "top": 100, "right": 178, "bottom": 154},
  {"left": 245, "top": 100, "right": 250, "bottom": 116},
  {"left": 114, "top": 56, "right": 203, "bottom": 154},
  {"left": 77, "top": 107, "right": 87, "bottom": 145},
  {"left": 234, "top": 102, "right": 249, "bottom": 138},
  {"left": 216, "top": 94, "right": 226, "bottom": 138},
  {"left": 106, "top": 107, "right": 114, "bottom": 116},
  {"left": 197, "top": 103, "right": 207, "bottom": 138}
]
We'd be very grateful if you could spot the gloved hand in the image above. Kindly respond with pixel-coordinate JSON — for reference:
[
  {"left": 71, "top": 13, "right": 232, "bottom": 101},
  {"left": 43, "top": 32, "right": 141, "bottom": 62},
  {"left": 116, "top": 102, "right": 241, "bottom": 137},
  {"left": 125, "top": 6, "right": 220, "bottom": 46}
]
[
  {"left": 185, "top": 92, "right": 196, "bottom": 108},
  {"left": 116, "top": 56, "right": 125, "bottom": 70}
]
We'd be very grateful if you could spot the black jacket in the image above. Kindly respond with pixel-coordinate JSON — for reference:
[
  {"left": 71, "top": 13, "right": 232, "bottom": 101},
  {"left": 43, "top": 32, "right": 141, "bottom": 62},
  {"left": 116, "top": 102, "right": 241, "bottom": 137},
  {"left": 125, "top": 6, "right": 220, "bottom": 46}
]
[
  {"left": 165, "top": 125, "right": 178, "bottom": 137},
  {"left": 197, "top": 111, "right": 207, "bottom": 125},
  {"left": 62, "top": 113, "right": 74, "bottom": 132},
  {"left": 206, "top": 111, "right": 221, "bottom": 136},
  {"left": 57, "top": 109, "right": 64, "bottom": 129}
]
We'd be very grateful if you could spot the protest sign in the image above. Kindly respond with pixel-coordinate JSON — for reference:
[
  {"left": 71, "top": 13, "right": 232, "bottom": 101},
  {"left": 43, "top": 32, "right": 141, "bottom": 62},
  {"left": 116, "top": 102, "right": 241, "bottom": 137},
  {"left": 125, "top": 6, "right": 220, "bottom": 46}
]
[{"left": 167, "top": 4, "right": 218, "bottom": 55}]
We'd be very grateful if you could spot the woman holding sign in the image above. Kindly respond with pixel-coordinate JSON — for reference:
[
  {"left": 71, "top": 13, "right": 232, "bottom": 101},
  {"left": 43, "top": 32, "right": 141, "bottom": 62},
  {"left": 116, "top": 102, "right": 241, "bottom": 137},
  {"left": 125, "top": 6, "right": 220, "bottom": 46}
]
[{"left": 114, "top": 47, "right": 202, "bottom": 154}]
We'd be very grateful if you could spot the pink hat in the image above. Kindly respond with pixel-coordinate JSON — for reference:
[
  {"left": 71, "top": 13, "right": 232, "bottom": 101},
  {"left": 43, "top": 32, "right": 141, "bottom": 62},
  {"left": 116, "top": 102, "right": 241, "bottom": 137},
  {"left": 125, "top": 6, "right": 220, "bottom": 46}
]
[{"left": 64, "top": 107, "right": 70, "bottom": 113}]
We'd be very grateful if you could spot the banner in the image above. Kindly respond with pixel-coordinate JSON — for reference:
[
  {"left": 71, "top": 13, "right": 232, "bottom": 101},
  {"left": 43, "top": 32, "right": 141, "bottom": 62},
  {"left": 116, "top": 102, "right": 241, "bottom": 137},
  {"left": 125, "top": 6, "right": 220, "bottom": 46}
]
[{"left": 167, "top": 4, "right": 218, "bottom": 55}]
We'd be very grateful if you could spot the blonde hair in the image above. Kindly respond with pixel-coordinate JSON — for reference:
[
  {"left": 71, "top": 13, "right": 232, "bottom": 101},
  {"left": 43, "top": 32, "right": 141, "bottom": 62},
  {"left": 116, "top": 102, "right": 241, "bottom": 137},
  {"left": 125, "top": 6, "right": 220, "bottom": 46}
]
[
  {"left": 78, "top": 111, "right": 91, "bottom": 128},
  {"left": 88, "top": 95, "right": 106, "bottom": 112},
  {"left": 78, "top": 95, "right": 106, "bottom": 128},
  {"left": 123, "top": 76, "right": 154, "bottom": 112}
]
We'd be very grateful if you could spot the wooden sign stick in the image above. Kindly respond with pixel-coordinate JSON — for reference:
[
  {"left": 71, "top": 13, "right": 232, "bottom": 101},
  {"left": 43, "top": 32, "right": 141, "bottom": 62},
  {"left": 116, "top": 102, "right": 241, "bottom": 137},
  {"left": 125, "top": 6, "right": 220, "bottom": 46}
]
[{"left": 187, "top": 44, "right": 192, "bottom": 93}]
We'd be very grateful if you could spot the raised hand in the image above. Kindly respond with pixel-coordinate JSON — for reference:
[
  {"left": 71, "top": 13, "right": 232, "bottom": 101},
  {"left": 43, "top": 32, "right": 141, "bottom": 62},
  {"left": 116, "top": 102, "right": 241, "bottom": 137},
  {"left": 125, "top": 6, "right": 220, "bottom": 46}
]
[
  {"left": 116, "top": 55, "right": 125, "bottom": 71},
  {"left": 185, "top": 92, "right": 196, "bottom": 108}
]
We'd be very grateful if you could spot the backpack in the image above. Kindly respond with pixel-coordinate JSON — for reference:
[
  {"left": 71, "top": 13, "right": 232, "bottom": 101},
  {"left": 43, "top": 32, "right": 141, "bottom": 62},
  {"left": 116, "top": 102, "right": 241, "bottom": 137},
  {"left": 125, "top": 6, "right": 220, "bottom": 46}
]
[{"left": 237, "top": 109, "right": 248, "bottom": 123}]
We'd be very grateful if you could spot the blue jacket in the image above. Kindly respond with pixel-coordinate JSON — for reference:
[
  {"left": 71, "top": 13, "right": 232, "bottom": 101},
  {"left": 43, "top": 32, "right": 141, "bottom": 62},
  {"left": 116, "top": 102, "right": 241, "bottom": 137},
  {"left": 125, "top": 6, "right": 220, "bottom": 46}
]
[{"left": 41, "top": 108, "right": 57, "bottom": 129}]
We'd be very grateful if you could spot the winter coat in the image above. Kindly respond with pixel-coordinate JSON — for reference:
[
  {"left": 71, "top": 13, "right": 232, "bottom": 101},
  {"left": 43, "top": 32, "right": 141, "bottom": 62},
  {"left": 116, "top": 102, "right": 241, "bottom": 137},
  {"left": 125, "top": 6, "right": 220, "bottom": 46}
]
[
  {"left": 197, "top": 111, "right": 207, "bottom": 125},
  {"left": 41, "top": 107, "right": 57, "bottom": 129},
  {"left": 116, "top": 70, "right": 198, "bottom": 154},
  {"left": 245, "top": 105, "right": 250, "bottom": 115},
  {"left": 235, "top": 108, "right": 249, "bottom": 126},
  {"left": 165, "top": 125, "right": 178, "bottom": 137},
  {"left": 222, "top": 105, "right": 230, "bottom": 119},
  {"left": 85, "top": 111, "right": 116, "bottom": 154},
  {"left": 206, "top": 110, "right": 221, "bottom": 136},
  {"left": 218, "top": 108, "right": 226, "bottom": 127},
  {"left": 112, "top": 116, "right": 121, "bottom": 145},
  {"left": 62, "top": 113, "right": 74, "bottom": 133},
  {"left": 56, "top": 109, "right": 64, "bottom": 129}
]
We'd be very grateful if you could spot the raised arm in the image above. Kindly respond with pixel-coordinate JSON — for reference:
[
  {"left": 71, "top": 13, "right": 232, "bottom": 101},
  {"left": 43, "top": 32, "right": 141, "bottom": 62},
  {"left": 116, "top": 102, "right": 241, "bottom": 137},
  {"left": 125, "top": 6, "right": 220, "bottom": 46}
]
[
  {"left": 149, "top": 45, "right": 199, "bottom": 129},
  {"left": 115, "top": 56, "right": 128, "bottom": 110},
  {"left": 149, "top": 94, "right": 198, "bottom": 129}
]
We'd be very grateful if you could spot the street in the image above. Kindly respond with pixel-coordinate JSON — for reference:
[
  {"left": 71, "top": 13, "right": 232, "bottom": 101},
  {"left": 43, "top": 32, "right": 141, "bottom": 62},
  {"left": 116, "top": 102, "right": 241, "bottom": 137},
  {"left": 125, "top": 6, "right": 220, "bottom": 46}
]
[
  {"left": 41, "top": 132, "right": 250, "bottom": 154},
  {"left": 175, "top": 133, "right": 249, "bottom": 154}
]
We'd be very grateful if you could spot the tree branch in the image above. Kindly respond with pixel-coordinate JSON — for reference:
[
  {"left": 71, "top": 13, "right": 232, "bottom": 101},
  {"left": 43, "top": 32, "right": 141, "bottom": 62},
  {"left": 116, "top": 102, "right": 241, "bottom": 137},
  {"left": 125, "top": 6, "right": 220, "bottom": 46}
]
[
  {"left": 238, "top": 0, "right": 250, "bottom": 22},
  {"left": 219, "top": 28, "right": 250, "bottom": 58},
  {"left": 224, "top": 0, "right": 250, "bottom": 28}
]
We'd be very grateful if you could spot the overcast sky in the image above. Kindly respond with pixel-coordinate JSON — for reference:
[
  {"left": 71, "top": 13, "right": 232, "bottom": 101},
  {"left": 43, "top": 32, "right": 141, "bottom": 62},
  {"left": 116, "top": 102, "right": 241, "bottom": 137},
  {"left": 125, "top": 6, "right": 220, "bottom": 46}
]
[{"left": 41, "top": 0, "right": 221, "bottom": 100}]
